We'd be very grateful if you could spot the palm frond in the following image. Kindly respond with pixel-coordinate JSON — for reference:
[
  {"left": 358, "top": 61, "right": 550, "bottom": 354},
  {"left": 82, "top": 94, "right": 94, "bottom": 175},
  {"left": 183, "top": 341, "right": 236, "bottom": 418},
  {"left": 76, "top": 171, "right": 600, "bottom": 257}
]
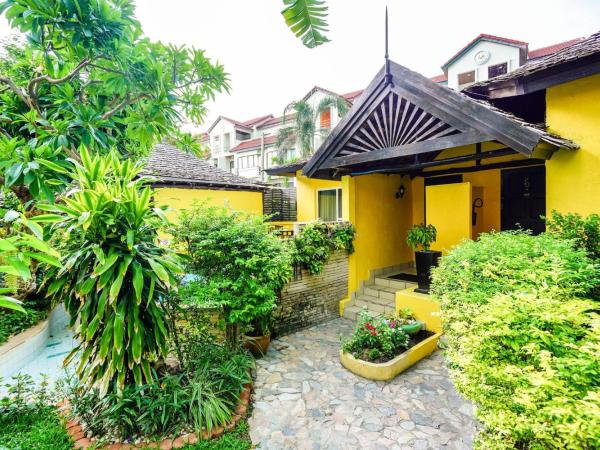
[{"left": 281, "top": 0, "right": 330, "bottom": 49}]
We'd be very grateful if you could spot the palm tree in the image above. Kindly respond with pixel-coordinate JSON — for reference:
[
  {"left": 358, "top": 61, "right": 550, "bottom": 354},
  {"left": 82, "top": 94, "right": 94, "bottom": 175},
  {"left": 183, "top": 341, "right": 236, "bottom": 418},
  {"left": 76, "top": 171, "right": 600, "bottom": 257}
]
[{"left": 275, "top": 95, "right": 349, "bottom": 160}]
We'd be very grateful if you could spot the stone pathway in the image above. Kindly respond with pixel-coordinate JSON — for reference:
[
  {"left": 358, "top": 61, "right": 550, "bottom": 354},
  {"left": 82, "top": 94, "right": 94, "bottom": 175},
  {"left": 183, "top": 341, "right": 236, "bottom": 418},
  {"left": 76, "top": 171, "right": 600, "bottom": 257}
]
[{"left": 249, "top": 318, "right": 476, "bottom": 449}]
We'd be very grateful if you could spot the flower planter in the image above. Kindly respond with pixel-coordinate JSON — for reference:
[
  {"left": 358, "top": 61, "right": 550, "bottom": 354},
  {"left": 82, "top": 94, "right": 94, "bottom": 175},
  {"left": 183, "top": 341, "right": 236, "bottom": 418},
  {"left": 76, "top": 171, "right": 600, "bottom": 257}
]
[{"left": 340, "top": 331, "right": 441, "bottom": 381}]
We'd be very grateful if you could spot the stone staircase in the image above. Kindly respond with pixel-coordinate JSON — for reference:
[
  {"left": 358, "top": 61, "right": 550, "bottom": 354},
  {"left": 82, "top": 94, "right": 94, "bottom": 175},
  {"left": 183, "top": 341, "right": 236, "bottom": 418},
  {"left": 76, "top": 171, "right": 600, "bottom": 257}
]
[{"left": 343, "top": 274, "right": 417, "bottom": 321}]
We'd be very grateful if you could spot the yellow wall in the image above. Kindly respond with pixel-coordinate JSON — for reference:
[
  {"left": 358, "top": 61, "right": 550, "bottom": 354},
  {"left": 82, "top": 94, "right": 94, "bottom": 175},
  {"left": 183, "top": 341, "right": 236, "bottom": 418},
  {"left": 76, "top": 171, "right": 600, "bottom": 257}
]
[
  {"left": 425, "top": 182, "right": 472, "bottom": 253},
  {"left": 346, "top": 174, "right": 414, "bottom": 293},
  {"left": 546, "top": 74, "right": 600, "bottom": 216},
  {"left": 295, "top": 172, "right": 343, "bottom": 222},
  {"left": 154, "top": 187, "right": 263, "bottom": 223}
]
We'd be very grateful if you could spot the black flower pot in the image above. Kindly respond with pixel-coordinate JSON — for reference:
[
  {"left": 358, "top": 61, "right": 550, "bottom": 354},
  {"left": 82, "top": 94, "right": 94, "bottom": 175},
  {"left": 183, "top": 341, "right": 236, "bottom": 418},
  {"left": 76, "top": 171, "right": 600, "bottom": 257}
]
[{"left": 414, "top": 250, "right": 442, "bottom": 294}]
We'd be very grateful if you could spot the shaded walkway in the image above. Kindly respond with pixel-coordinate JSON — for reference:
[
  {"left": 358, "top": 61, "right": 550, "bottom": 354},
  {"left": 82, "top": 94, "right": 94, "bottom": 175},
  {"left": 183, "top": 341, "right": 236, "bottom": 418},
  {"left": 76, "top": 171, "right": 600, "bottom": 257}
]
[{"left": 249, "top": 318, "right": 476, "bottom": 449}]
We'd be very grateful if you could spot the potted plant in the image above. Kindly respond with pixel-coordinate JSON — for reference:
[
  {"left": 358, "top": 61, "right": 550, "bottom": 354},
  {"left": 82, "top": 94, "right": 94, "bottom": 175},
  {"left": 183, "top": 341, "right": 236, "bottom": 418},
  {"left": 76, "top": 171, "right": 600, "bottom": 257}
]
[
  {"left": 406, "top": 224, "right": 441, "bottom": 294},
  {"left": 244, "top": 314, "right": 272, "bottom": 358}
]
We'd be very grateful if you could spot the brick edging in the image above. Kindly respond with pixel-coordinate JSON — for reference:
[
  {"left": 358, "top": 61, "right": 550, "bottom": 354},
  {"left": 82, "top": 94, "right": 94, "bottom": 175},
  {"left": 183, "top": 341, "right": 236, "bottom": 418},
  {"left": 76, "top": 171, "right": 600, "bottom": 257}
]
[{"left": 57, "top": 382, "right": 252, "bottom": 449}]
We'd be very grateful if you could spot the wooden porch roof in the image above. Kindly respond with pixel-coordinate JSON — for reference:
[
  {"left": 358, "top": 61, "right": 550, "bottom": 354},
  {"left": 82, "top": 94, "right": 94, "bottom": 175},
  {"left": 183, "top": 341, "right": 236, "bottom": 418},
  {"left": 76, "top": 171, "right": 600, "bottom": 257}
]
[{"left": 303, "top": 61, "right": 576, "bottom": 180}]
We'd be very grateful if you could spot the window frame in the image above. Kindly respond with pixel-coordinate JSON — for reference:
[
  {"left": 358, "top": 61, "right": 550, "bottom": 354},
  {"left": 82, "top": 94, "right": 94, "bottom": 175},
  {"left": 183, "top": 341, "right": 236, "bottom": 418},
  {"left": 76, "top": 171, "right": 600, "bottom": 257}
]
[
  {"left": 488, "top": 61, "right": 508, "bottom": 79},
  {"left": 316, "top": 188, "right": 343, "bottom": 222}
]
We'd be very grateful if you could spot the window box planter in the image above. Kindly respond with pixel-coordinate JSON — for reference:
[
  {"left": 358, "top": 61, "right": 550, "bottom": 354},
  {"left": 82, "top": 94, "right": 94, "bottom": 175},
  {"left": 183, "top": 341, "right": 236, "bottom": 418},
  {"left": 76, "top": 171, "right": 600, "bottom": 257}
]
[{"left": 340, "top": 331, "right": 441, "bottom": 381}]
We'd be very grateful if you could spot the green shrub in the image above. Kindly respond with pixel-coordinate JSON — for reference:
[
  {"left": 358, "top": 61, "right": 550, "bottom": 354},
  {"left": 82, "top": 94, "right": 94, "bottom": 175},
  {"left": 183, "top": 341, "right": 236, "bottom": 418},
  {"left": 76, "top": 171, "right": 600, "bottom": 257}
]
[
  {"left": 0, "top": 306, "right": 46, "bottom": 344},
  {"left": 341, "top": 309, "right": 409, "bottom": 361},
  {"left": 431, "top": 231, "right": 600, "bottom": 449},
  {"left": 169, "top": 204, "right": 292, "bottom": 342},
  {"left": 431, "top": 231, "right": 599, "bottom": 326},
  {"left": 45, "top": 149, "right": 181, "bottom": 395},
  {"left": 291, "top": 221, "right": 355, "bottom": 275},
  {"left": 545, "top": 210, "right": 600, "bottom": 261},
  {"left": 452, "top": 293, "right": 599, "bottom": 449}
]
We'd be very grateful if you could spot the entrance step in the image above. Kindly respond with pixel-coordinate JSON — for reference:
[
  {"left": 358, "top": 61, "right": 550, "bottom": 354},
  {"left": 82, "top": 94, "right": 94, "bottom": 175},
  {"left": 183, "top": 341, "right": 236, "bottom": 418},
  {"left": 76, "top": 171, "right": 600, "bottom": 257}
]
[{"left": 343, "top": 277, "right": 417, "bottom": 321}]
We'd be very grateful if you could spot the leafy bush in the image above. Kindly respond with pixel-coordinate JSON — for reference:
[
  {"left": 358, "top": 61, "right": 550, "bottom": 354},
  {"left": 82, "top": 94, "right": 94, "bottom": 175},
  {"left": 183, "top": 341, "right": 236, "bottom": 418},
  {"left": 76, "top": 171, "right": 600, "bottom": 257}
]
[
  {"left": 291, "top": 221, "right": 355, "bottom": 275},
  {"left": 406, "top": 223, "right": 437, "bottom": 251},
  {"left": 0, "top": 374, "right": 72, "bottom": 449},
  {"left": 0, "top": 306, "right": 46, "bottom": 344},
  {"left": 545, "top": 210, "right": 600, "bottom": 261},
  {"left": 65, "top": 340, "right": 254, "bottom": 442},
  {"left": 169, "top": 204, "right": 292, "bottom": 342},
  {"left": 0, "top": 211, "right": 61, "bottom": 312},
  {"left": 431, "top": 231, "right": 600, "bottom": 449},
  {"left": 341, "top": 309, "right": 409, "bottom": 362},
  {"left": 45, "top": 149, "right": 181, "bottom": 395}
]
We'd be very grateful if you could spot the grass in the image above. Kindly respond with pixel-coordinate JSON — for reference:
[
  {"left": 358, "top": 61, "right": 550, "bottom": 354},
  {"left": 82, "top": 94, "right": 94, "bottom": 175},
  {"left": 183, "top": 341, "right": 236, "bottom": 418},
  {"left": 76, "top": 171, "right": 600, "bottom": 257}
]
[
  {"left": 182, "top": 421, "right": 252, "bottom": 450},
  {"left": 0, "top": 406, "right": 251, "bottom": 450},
  {"left": 0, "top": 406, "right": 72, "bottom": 450}
]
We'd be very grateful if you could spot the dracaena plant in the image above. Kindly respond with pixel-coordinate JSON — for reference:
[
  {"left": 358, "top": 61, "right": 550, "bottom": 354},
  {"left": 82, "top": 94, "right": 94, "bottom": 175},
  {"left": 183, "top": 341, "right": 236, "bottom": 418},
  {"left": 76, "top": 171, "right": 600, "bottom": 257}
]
[
  {"left": 43, "top": 148, "right": 181, "bottom": 396},
  {"left": 0, "top": 211, "right": 61, "bottom": 312}
]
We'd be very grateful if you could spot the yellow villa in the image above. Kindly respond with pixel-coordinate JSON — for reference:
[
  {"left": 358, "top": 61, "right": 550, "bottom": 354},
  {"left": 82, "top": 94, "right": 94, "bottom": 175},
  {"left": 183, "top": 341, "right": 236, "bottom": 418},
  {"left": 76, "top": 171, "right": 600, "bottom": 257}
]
[{"left": 267, "top": 31, "right": 600, "bottom": 319}]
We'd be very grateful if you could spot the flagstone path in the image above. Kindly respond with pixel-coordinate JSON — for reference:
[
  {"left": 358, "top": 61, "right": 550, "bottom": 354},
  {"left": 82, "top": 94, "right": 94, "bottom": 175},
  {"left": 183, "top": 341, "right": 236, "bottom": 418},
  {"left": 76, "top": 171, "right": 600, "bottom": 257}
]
[{"left": 249, "top": 318, "right": 476, "bottom": 449}]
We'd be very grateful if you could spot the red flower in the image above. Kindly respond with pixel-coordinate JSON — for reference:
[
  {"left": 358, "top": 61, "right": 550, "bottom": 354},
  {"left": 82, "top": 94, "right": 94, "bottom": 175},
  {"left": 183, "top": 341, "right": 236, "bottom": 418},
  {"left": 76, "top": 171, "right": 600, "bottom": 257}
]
[{"left": 365, "top": 323, "right": 376, "bottom": 331}]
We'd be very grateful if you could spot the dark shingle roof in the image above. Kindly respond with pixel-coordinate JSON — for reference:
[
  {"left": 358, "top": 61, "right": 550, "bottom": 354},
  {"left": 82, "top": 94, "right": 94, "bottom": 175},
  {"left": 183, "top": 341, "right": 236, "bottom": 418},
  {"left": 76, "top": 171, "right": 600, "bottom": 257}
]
[
  {"left": 142, "top": 143, "right": 265, "bottom": 191},
  {"left": 264, "top": 159, "right": 308, "bottom": 176}
]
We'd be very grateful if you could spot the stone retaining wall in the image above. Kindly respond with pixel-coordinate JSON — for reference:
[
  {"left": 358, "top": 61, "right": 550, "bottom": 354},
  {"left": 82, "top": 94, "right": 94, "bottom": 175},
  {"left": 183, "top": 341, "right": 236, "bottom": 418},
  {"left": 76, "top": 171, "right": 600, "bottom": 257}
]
[{"left": 274, "top": 251, "right": 348, "bottom": 336}]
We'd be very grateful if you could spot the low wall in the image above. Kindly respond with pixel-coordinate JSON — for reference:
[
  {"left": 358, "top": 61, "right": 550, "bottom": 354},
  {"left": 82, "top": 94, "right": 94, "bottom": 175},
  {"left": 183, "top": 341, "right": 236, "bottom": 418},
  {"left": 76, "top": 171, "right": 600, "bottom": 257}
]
[
  {"left": 0, "top": 305, "right": 68, "bottom": 378},
  {"left": 274, "top": 251, "right": 348, "bottom": 336}
]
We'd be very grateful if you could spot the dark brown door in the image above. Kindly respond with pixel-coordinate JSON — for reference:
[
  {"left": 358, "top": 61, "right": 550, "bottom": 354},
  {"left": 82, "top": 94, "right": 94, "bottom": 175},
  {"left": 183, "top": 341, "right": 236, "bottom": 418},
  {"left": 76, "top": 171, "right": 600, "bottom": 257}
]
[{"left": 501, "top": 166, "right": 546, "bottom": 234}]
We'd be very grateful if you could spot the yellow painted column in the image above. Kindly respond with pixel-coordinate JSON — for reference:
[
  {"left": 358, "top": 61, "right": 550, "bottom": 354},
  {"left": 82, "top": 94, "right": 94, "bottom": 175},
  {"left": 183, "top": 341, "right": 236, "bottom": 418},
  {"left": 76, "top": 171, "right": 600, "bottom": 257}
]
[{"left": 425, "top": 182, "right": 472, "bottom": 254}]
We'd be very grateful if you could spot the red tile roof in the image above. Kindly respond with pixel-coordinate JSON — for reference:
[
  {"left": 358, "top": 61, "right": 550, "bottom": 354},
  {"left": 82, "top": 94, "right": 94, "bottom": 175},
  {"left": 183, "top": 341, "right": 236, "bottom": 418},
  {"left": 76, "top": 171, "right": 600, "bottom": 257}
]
[
  {"left": 342, "top": 89, "right": 364, "bottom": 101},
  {"left": 528, "top": 38, "right": 585, "bottom": 59},
  {"left": 442, "top": 33, "right": 528, "bottom": 69},
  {"left": 230, "top": 135, "right": 277, "bottom": 153},
  {"left": 430, "top": 73, "right": 448, "bottom": 83},
  {"left": 257, "top": 114, "right": 297, "bottom": 129},
  {"left": 242, "top": 114, "right": 274, "bottom": 127}
]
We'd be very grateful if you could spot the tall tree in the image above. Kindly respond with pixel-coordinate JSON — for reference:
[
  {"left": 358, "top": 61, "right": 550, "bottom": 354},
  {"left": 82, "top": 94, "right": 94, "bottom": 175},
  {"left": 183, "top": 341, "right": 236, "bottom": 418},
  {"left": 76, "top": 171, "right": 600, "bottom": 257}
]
[
  {"left": 0, "top": 0, "right": 229, "bottom": 204},
  {"left": 275, "top": 95, "right": 348, "bottom": 159}
]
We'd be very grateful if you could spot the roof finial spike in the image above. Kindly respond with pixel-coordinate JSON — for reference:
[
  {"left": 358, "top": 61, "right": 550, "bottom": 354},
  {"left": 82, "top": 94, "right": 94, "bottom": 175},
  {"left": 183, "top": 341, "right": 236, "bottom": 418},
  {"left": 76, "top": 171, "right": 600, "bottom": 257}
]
[{"left": 384, "top": 6, "right": 392, "bottom": 85}]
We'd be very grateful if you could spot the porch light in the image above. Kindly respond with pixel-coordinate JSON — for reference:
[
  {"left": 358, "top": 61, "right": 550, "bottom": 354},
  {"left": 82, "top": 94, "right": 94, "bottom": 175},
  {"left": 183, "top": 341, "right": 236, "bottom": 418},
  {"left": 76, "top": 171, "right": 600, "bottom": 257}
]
[{"left": 396, "top": 183, "right": 406, "bottom": 199}]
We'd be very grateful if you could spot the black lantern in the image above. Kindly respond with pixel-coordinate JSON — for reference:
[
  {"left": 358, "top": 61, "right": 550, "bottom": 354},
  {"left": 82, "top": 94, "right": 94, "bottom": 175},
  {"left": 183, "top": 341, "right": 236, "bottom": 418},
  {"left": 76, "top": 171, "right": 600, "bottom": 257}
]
[{"left": 395, "top": 183, "right": 406, "bottom": 199}]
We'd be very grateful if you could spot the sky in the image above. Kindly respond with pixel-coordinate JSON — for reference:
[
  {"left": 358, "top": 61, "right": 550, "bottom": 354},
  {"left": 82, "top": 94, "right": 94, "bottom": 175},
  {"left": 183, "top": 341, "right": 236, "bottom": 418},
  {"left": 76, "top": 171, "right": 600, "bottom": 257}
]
[{"left": 1, "top": 0, "right": 599, "bottom": 133}]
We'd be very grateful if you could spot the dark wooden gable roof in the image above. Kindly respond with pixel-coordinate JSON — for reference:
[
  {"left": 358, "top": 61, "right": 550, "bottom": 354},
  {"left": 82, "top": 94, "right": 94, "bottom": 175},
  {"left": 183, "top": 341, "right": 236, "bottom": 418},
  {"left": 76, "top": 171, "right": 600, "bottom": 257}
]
[{"left": 303, "top": 61, "right": 575, "bottom": 179}]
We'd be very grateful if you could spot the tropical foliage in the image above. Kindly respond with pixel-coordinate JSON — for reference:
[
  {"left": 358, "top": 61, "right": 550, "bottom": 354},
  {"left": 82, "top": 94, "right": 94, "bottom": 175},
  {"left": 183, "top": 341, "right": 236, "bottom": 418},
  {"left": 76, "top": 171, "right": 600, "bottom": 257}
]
[
  {"left": 64, "top": 339, "right": 253, "bottom": 442},
  {"left": 0, "top": 0, "right": 229, "bottom": 204},
  {"left": 275, "top": 95, "right": 349, "bottom": 160},
  {"left": 431, "top": 231, "right": 600, "bottom": 449},
  {"left": 406, "top": 223, "right": 437, "bottom": 251},
  {"left": 281, "top": 0, "right": 330, "bottom": 48},
  {"left": 44, "top": 149, "right": 181, "bottom": 395},
  {"left": 545, "top": 210, "right": 600, "bottom": 262},
  {"left": 291, "top": 221, "right": 355, "bottom": 275},
  {"left": 0, "top": 211, "right": 60, "bottom": 311},
  {"left": 169, "top": 204, "right": 293, "bottom": 343}
]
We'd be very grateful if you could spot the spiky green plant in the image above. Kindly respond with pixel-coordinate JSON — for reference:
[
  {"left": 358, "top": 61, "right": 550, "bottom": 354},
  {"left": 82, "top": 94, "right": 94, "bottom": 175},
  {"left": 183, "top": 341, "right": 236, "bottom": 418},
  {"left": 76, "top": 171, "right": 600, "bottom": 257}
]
[
  {"left": 0, "top": 212, "right": 61, "bottom": 312},
  {"left": 44, "top": 148, "right": 181, "bottom": 396}
]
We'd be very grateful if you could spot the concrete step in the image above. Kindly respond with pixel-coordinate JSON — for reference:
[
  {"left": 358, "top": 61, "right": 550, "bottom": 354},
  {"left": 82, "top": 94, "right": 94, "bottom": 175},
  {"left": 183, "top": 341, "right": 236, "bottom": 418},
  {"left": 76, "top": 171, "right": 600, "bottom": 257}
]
[
  {"left": 355, "top": 293, "right": 394, "bottom": 307},
  {"left": 343, "top": 305, "right": 360, "bottom": 321},
  {"left": 364, "top": 285, "right": 396, "bottom": 301},
  {"left": 374, "top": 277, "right": 412, "bottom": 290}
]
